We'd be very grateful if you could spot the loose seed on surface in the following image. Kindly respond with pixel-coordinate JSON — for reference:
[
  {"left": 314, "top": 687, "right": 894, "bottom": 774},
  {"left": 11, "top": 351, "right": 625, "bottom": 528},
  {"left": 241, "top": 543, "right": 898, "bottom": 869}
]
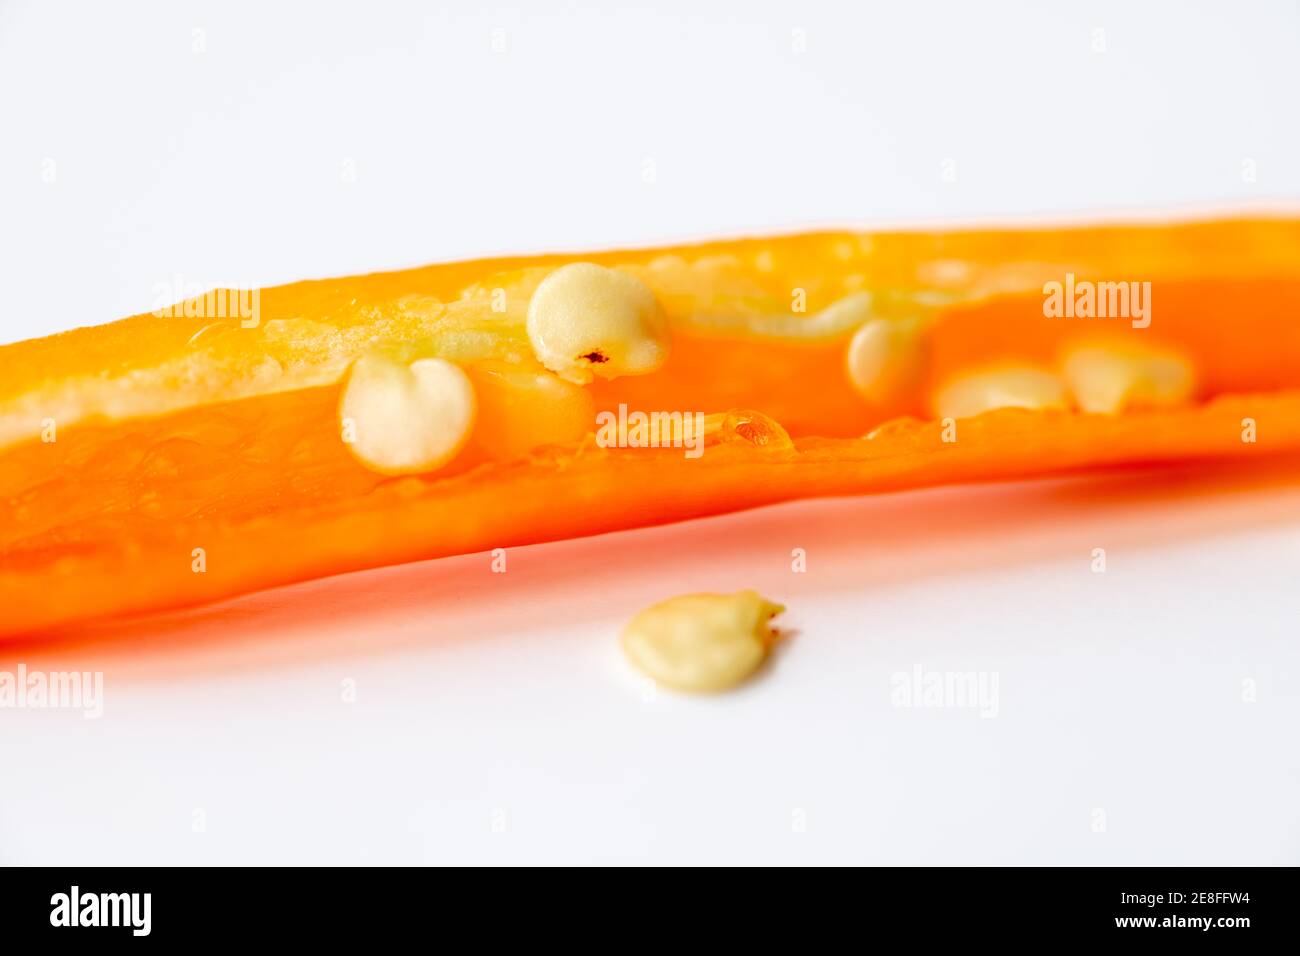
[{"left": 621, "top": 590, "right": 785, "bottom": 693}]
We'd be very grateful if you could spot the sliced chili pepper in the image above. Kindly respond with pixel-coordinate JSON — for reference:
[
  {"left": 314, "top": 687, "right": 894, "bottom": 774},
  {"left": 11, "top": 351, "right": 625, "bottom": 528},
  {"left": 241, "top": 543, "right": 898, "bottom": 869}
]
[{"left": 2, "top": 217, "right": 1298, "bottom": 635}]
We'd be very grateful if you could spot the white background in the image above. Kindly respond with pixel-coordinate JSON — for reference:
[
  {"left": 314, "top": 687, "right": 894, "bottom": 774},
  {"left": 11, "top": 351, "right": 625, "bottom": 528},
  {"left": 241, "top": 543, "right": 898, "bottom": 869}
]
[{"left": 1, "top": 0, "right": 1298, "bottom": 864}]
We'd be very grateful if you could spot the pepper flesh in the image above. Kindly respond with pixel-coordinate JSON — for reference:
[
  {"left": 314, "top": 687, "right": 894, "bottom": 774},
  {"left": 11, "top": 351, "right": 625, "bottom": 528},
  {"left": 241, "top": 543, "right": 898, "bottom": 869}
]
[{"left": 2, "top": 217, "right": 1299, "bottom": 636}]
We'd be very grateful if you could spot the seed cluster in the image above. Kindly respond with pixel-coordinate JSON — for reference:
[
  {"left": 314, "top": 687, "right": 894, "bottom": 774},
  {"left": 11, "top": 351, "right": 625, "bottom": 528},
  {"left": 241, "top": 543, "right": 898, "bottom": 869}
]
[{"left": 334, "top": 270, "right": 1200, "bottom": 695}]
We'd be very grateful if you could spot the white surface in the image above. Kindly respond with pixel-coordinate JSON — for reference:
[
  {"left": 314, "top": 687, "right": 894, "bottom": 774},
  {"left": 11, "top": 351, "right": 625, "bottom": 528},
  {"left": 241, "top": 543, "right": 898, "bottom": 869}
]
[{"left": 1, "top": 0, "right": 1298, "bottom": 865}]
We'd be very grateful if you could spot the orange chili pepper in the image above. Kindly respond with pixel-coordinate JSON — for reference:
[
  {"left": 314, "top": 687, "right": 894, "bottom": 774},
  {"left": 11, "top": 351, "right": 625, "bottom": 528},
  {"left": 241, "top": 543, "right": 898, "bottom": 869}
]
[{"left": 2, "top": 217, "right": 1298, "bottom": 636}]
